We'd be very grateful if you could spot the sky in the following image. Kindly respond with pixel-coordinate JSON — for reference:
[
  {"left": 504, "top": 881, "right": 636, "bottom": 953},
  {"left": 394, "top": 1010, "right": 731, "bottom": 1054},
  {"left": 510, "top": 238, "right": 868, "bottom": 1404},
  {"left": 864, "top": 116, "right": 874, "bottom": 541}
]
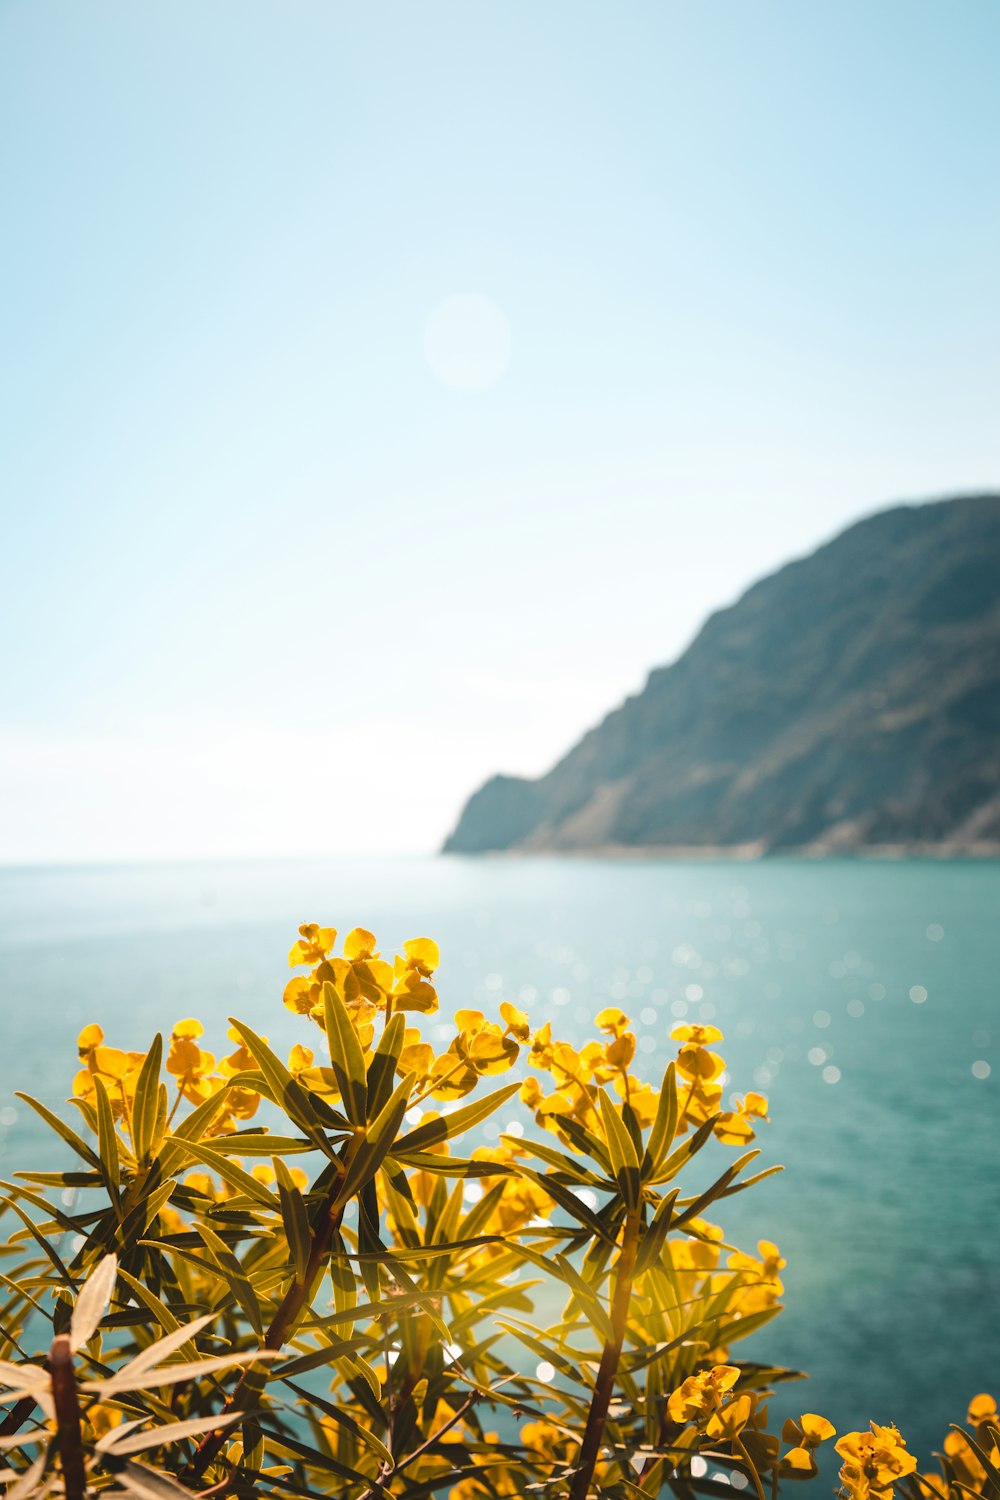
[{"left": 2, "top": 0, "right": 999, "bottom": 862}]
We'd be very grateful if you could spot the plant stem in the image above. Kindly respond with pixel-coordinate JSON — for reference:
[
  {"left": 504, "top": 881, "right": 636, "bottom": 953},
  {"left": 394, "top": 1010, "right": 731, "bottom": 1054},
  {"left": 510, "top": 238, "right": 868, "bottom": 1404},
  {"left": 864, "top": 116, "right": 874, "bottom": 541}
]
[
  {"left": 356, "top": 1392, "right": 478, "bottom": 1500},
  {"left": 49, "top": 1334, "right": 86, "bottom": 1500},
  {"left": 567, "top": 1205, "right": 642, "bottom": 1500},
  {"left": 186, "top": 1169, "right": 351, "bottom": 1481}
]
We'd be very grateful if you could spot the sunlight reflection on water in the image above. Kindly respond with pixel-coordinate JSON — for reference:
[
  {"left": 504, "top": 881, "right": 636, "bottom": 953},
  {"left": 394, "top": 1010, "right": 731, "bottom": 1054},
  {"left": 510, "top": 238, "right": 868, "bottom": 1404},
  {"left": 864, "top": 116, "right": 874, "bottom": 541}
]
[{"left": 0, "top": 854, "right": 997, "bottom": 1459}]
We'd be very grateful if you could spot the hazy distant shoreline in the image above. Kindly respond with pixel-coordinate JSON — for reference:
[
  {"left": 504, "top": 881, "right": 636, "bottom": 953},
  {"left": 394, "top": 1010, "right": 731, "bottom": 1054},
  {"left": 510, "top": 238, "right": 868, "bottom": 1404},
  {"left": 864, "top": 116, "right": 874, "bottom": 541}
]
[{"left": 447, "top": 840, "right": 1000, "bottom": 861}]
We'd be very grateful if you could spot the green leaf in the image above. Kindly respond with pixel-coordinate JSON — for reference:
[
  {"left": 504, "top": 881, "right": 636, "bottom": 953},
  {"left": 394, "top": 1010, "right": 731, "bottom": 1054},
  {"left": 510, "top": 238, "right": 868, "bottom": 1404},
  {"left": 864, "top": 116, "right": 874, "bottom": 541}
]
[
  {"left": 515, "top": 1243, "right": 614, "bottom": 1342},
  {"left": 713, "top": 1304, "right": 780, "bottom": 1349},
  {"left": 155, "top": 1087, "right": 229, "bottom": 1179},
  {"left": 336, "top": 1074, "right": 416, "bottom": 1205},
  {"left": 598, "top": 1091, "right": 641, "bottom": 1209},
  {"left": 14, "top": 1094, "right": 102, "bottom": 1172},
  {"left": 554, "top": 1114, "right": 614, "bottom": 1175},
  {"left": 272, "top": 1334, "right": 363, "bottom": 1379},
  {"left": 116, "top": 1268, "right": 181, "bottom": 1337},
  {"left": 321, "top": 982, "right": 368, "bottom": 1126},
  {"left": 82, "top": 1349, "right": 282, "bottom": 1395},
  {"left": 131, "top": 1036, "right": 164, "bottom": 1164},
  {"left": 388, "top": 1151, "right": 515, "bottom": 1178},
  {"left": 0, "top": 1193, "right": 76, "bottom": 1287},
  {"left": 366, "top": 1012, "right": 406, "bottom": 1118},
  {"left": 117, "top": 1178, "right": 177, "bottom": 1247},
  {"left": 273, "top": 1157, "right": 312, "bottom": 1285},
  {"left": 179, "top": 1143, "right": 280, "bottom": 1210},
  {"left": 950, "top": 1427, "right": 1000, "bottom": 1492},
  {"left": 256, "top": 1426, "right": 373, "bottom": 1488},
  {"left": 515, "top": 1166, "right": 616, "bottom": 1244},
  {"left": 674, "top": 1149, "right": 762, "bottom": 1228},
  {"left": 70, "top": 1252, "right": 118, "bottom": 1351},
  {"left": 93, "top": 1077, "right": 121, "bottom": 1201},
  {"left": 227, "top": 1020, "right": 333, "bottom": 1152},
  {"left": 283, "top": 1377, "right": 393, "bottom": 1468},
  {"left": 97, "top": 1410, "right": 250, "bottom": 1456},
  {"left": 645, "top": 1060, "right": 678, "bottom": 1175},
  {"left": 193, "top": 1220, "right": 265, "bottom": 1337},
  {"left": 652, "top": 1115, "right": 716, "bottom": 1184},
  {"left": 633, "top": 1189, "right": 679, "bottom": 1277},
  {"left": 197, "top": 1133, "right": 315, "bottom": 1157},
  {"left": 394, "top": 1081, "right": 521, "bottom": 1154},
  {"left": 496, "top": 1319, "right": 582, "bottom": 1385},
  {"left": 505, "top": 1133, "right": 608, "bottom": 1188}
]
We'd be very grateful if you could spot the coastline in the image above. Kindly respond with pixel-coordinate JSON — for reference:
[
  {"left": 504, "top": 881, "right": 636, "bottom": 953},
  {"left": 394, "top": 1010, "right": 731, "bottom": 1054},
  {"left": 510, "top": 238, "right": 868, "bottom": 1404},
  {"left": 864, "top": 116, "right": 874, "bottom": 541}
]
[{"left": 447, "top": 839, "right": 1000, "bottom": 860}]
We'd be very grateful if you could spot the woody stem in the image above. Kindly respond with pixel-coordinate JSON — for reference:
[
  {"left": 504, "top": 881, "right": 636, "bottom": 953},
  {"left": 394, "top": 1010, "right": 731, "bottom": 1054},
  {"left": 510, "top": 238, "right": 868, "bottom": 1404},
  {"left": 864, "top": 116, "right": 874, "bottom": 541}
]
[
  {"left": 186, "top": 1142, "right": 359, "bottom": 1482},
  {"left": 49, "top": 1335, "right": 86, "bottom": 1500},
  {"left": 568, "top": 1205, "right": 642, "bottom": 1500}
]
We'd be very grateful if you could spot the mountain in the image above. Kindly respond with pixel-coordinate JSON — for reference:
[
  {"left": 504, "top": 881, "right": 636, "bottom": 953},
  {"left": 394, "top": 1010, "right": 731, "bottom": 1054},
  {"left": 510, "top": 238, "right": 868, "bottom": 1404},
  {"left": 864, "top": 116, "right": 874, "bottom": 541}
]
[{"left": 443, "top": 494, "right": 1000, "bottom": 856}]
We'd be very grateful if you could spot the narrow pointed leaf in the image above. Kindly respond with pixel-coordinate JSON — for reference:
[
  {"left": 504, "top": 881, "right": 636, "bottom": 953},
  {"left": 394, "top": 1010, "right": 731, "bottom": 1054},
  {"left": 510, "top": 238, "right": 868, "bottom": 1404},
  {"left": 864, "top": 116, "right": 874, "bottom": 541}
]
[
  {"left": 93, "top": 1077, "right": 121, "bottom": 1199},
  {"left": 70, "top": 1253, "right": 118, "bottom": 1351},
  {"left": 131, "top": 1036, "right": 163, "bottom": 1163},
  {"left": 321, "top": 982, "right": 368, "bottom": 1125},
  {"left": 226, "top": 1020, "right": 331, "bottom": 1151},
  {"left": 14, "top": 1095, "right": 102, "bottom": 1172},
  {"left": 394, "top": 1081, "right": 520, "bottom": 1154}
]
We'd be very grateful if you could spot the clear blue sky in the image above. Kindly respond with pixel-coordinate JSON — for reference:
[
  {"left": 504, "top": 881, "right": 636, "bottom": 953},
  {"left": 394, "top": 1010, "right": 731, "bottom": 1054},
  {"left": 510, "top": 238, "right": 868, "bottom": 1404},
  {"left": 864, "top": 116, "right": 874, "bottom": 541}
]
[{"left": 2, "top": 0, "right": 998, "bottom": 861}]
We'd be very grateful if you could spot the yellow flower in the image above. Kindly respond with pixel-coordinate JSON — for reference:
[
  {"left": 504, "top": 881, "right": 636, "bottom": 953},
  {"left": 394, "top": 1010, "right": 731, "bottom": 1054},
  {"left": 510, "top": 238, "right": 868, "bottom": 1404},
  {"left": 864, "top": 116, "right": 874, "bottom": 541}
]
[
  {"left": 519, "top": 1076, "right": 544, "bottom": 1109},
  {"left": 218, "top": 1026, "right": 257, "bottom": 1078},
  {"left": 528, "top": 1022, "right": 555, "bottom": 1070},
  {"left": 715, "top": 1090, "right": 769, "bottom": 1145},
  {"left": 783, "top": 1413, "right": 836, "bottom": 1449},
  {"left": 287, "top": 1043, "right": 314, "bottom": 1077},
  {"left": 166, "top": 1021, "right": 216, "bottom": 1104},
  {"left": 615, "top": 1077, "right": 658, "bottom": 1127},
  {"left": 706, "top": 1393, "right": 754, "bottom": 1442},
  {"left": 73, "top": 1024, "right": 145, "bottom": 1119},
  {"left": 781, "top": 1413, "right": 836, "bottom": 1477},
  {"left": 968, "top": 1393, "right": 998, "bottom": 1427},
  {"left": 943, "top": 1429, "right": 987, "bottom": 1489},
  {"left": 390, "top": 937, "right": 440, "bottom": 1014},
  {"left": 398, "top": 1033, "right": 436, "bottom": 1084},
  {"left": 676, "top": 1041, "right": 725, "bottom": 1083},
  {"left": 667, "top": 1364, "right": 740, "bottom": 1423},
  {"left": 836, "top": 1422, "right": 916, "bottom": 1500},
  {"left": 671, "top": 1023, "right": 724, "bottom": 1046},
  {"left": 521, "top": 1421, "right": 564, "bottom": 1462},
  {"left": 288, "top": 924, "right": 337, "bottom": 967},
  {"left": 727, "top": 1240, "right": 785, "bottom": 1313},
  {"left": 499, "top": 1001, "right": 530, "bottom": 1042}
]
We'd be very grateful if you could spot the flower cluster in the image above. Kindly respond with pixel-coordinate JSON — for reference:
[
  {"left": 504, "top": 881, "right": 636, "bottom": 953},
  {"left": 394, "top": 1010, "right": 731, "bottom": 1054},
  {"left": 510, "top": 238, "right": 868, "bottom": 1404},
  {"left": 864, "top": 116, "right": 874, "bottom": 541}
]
[
  {"left": 4, "top": 916, "right": 983, "bottom": 1500},
  {"left": 74, "top": 1019, "right": 259, "bottom": 1138},
  {"left": 836, "top": 1422, "right": 917, "bottom": 1500},
  {"left": 666, "top": 1363, "right": 836, "bottom": 1479}
]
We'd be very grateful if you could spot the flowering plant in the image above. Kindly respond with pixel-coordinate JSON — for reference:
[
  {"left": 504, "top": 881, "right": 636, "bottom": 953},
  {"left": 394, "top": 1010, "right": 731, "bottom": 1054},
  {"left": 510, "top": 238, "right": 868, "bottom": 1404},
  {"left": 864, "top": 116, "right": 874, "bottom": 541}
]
[{"left": 0, "top": 923, "right": 993, "bottom": 1499}]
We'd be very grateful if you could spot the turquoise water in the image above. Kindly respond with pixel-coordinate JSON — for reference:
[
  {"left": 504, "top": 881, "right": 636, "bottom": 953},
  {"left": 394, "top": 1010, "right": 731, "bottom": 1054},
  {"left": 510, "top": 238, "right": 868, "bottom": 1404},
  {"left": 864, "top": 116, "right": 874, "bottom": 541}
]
[{"left": 0, "top": 856, "right": 997, "bottom": 1461}]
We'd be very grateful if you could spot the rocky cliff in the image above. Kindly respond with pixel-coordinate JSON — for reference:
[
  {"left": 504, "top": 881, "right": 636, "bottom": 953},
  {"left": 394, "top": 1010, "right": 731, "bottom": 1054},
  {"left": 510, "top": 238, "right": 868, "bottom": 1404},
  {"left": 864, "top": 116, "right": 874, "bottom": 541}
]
[{"left": 443, "top": 494, "right": 1000, "bottom": 855}]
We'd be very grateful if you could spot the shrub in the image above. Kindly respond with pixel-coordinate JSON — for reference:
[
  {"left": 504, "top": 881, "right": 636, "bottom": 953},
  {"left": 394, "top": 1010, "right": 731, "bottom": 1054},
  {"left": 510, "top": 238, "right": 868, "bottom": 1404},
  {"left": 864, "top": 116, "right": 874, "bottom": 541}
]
[{"left": 0, "top": 923, "right": 993, "bottom": 1499}]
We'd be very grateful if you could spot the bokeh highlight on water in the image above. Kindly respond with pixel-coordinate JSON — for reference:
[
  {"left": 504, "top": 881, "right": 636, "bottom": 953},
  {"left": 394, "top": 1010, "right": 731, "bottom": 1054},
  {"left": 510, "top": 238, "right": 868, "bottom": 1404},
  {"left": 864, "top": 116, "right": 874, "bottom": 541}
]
[{"left": 0, "top": 855, "right": 996, "bottom": 1460}]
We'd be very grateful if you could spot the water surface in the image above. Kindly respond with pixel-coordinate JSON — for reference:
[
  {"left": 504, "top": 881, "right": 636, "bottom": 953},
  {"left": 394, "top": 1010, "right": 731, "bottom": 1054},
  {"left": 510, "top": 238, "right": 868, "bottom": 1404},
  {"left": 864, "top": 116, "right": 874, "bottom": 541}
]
[{"left": 1, "top": 855, "right": 996, "bottom": 1459}]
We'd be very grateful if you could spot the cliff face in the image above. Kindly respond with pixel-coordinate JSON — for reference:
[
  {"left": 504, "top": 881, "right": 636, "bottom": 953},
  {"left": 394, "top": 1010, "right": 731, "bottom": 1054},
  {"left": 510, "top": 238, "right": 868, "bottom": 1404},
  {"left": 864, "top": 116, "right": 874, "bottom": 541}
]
[{"left": 443, "top": 494, "right": 1000, "bottom": 855}]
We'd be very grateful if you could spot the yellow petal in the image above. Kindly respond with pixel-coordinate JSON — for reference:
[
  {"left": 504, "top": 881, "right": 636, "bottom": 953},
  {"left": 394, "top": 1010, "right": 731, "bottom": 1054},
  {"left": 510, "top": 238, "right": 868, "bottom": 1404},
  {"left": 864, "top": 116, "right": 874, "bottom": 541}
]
[
  {"left": 344, "top": 927, "right": 377, "bottom": 961},
  {"left": 77, "top": 1023, "right": 104, "bottom": 1053},
  {"left": 800, "top": 1413, "right": 836, "bottom": 1444},
  {"left": 594, "top": 1007, "right": 629, "bottom": 1037},
  {"left": 171, "top": 1019, "right": 204, "bottom": 1040},
  {"left": 781, "top": 1446, "right": 816, "bottom": 1474},
  {"left": 403, "top": 937, "right": 439, "bottom": 973}
]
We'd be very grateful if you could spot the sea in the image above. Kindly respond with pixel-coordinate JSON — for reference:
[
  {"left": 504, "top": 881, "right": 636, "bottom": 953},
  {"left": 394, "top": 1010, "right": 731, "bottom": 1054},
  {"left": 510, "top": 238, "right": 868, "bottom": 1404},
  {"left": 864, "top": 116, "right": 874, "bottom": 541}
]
[{"left": 0, "top": 854, "right": 997, "bottom": 1465}]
